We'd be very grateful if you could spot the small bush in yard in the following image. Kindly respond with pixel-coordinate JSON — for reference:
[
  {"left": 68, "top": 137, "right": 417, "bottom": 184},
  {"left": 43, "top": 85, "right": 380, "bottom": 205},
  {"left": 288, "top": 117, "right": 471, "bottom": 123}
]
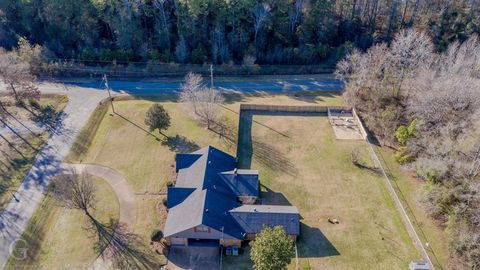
[
  {"left": 162, "top": 197, "right": 168, "bottom": 206},
  {"left": 151, "top": 229, "right": 164, "bottom": 242}
]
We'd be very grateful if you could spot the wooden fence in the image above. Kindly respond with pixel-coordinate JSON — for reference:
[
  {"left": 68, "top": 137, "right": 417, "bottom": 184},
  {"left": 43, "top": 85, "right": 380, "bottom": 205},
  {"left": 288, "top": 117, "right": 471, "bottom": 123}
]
[
  {"left": 352, "top": 108, "right": 369, "bottom": 140},
  {"left": 240, "top": 104, "right": 350, "bottom": 113}
]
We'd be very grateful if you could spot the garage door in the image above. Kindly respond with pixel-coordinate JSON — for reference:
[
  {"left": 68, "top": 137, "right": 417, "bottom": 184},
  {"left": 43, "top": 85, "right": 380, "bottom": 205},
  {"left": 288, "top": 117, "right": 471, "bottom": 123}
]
[{"left": 188, "top": 239, "right": 220, "bottom": 247}]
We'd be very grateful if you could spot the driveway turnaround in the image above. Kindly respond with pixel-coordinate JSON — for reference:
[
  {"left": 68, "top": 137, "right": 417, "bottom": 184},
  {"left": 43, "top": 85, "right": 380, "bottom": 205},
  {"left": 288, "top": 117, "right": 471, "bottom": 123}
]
[
  {"left": 61, "top": 163, "right": 136, "bottom": 270},
  {"left": 61, "top": 163, "right": 136, "bottom": 229},
  {"left": 0, "top": 83, "right": 110, "bottom": 269}
]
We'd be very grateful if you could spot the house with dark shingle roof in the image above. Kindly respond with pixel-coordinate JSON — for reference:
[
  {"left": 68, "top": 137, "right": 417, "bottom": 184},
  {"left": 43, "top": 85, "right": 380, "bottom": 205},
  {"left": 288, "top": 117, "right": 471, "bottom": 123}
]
[{"left": 164, "top": 145, "right": 300, "bottom": 247}]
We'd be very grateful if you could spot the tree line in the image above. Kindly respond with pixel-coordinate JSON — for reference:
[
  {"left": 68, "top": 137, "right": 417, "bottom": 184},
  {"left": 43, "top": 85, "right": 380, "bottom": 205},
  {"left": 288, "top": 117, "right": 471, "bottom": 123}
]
[
  {"left": 337, "top": 30, "right": 480, "bottom": 269},
  {"left": 0, "top": 0, "right": 478, "bottom": 66}
]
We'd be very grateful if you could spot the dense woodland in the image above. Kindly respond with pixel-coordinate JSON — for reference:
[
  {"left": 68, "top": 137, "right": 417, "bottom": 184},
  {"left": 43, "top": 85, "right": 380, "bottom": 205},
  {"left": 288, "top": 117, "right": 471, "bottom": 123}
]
[{"left": 0, "top": 0, "right": 479, "bottom": 65}]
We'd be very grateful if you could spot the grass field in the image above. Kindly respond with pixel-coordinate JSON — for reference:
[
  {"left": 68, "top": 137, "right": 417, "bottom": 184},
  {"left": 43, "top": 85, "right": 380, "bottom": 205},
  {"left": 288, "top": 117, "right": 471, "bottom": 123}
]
[
  {"left": 373, "top": 147, "right": 449, "bottom": 269},
  {"left": 6, "top": 177, "right": 119, "bottom": 269},
  {"left": 225, "top": 113, "right": 420, "bottom": 270},
  {"left": 0, "top": 94, "right": 68, "bottom": 209},
  {"left": 8, "top": 91, "right": 448, "bottom": 269}
]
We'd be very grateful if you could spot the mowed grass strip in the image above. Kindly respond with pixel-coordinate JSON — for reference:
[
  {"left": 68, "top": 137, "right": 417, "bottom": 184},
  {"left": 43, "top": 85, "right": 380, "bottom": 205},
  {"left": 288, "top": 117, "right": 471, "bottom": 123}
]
[
  {"left": 6, "top": 177, "right": 119, "bottom": 270},
  {"left": 66, "top": 100, "right": 109, "bottom": 162},
  {"left": 373, "top": 146, "right": 449, "bottom": 269}
]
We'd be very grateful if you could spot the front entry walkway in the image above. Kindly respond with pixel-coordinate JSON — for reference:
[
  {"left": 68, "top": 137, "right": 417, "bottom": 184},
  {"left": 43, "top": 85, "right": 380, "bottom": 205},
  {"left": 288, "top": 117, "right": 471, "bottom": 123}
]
[{"left": 166, "top": 245, "right": 220, "bottom": 270}]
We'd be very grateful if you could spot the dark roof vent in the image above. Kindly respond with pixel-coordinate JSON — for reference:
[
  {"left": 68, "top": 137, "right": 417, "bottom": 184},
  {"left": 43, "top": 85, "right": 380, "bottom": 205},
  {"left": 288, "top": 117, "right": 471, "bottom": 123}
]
[{"left": 253, "top": 208, "right": 257, "bottom": 212}]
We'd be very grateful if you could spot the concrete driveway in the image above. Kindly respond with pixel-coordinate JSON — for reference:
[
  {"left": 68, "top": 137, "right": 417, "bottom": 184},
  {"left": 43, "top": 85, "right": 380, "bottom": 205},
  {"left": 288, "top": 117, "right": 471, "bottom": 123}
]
[
  {"left": 0, "top": 83, "right": 111, "bottom": 269},
  {"left": 166, "top": 246, "right": 220, "bottom": 270}
]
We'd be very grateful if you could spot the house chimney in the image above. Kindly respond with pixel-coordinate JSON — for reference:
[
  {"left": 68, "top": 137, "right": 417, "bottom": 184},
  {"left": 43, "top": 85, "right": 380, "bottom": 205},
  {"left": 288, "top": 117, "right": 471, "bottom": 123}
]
[
  {"left": 234, "top": 168, "right": 238, "bottom": 175},
  {"left": 205, "top": 209, "right": 209, "bottom": 213}
]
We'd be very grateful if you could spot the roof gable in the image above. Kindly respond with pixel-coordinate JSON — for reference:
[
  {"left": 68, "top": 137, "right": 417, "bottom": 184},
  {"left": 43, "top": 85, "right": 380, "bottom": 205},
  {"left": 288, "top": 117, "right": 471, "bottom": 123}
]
[
  {"left": 166, "top": 187, "right": 195, "bottom": 208},
  {"left": 175, "top": 146, "right": 237, "bottom": 190},
  {"left": 230, "top": 205, "right": 300, "bottom": 235},
  {"left": 164, "top": 189, "right": 205, "bottom": 237},
  {"left": 218, "top": 169, "right": 259, "bottom": 197},
  {"left": 175, "top": 154, "right": 202, "bottom": 172},
  {"left": 202, "top": 190, "right": 244, "bottom": 239}
]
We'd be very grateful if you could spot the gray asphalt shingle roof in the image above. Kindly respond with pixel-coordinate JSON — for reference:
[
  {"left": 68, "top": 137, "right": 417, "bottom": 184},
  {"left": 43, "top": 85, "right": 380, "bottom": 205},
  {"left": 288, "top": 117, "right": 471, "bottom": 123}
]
[
  {"left": 164, "top": 145, "right": 300, "bottom": 240},
  {"left": 219, "top": 169, "right": 259, "bottom": 197},
  {"left": 230, "top": 205, "right": 300, "bottom": 235}
]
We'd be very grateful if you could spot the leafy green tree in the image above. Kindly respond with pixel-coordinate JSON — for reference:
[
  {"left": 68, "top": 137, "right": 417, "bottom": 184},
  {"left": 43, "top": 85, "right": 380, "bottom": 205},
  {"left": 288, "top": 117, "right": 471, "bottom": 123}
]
[
  {"left": 395, "top": 119, "right": 417, "bottom": 146},
  {"left": 250, "top": 226, "right": 294, "bottom": 270},
  {"left": 145, "top": 104, "right": 171, "bottom": 136}
]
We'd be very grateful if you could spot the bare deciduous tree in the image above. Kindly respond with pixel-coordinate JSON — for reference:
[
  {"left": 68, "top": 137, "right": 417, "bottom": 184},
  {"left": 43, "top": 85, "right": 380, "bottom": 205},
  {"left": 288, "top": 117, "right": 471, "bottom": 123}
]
[
  {"left": 180, "top": 72, "right": 224, "bottom": 129},
  {"left": 179, "top": 72, "right": 204, "bottom": 113},
  {"left": 0, "top": 49, "right": 40, "bottom": 103},
  {"left": 252, "top": 3, "right": 271, "bottom": 47},
  {"left": 195, "top": 87, "right": 225, "bottom": 129},
  {"left": 387, "top": 29, "right": 433, "bottom": 97},
  {"left": 52, "top": 171, "right": 96, "bottom": 218},
  {"left": 289, "top": 0, "right": 304, "bottom": 35},
  {"left": 153, "top": 0, "right": 170, "bottom": 46},
  {"left": 338, "top": 32, "right": 480, "bottom": 267}
]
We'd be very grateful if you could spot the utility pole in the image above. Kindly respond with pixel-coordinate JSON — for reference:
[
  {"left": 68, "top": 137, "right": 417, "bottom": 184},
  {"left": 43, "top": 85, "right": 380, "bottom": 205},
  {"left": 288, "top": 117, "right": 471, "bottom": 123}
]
[
  {"left": 210, "top": 64, "right": 214, "bottom": 88},
  {"left": 102, "top": 74, "right": 115, "bottom": 113}
]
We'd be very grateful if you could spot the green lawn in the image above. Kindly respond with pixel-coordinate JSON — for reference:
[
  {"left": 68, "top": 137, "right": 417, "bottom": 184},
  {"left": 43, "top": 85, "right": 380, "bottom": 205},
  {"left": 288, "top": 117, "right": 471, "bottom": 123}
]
[
  {"left": 373, "top": 146, "right": 449, "bottom": 269},
  {"left": 225, "top": 113, "right": 420, "bottom": 270},
  {"left": 8, "top": 91, "right": 448, "bottom": 269},
  {"left": 6, "top": 177, "right": 119, "bottom": 269}
]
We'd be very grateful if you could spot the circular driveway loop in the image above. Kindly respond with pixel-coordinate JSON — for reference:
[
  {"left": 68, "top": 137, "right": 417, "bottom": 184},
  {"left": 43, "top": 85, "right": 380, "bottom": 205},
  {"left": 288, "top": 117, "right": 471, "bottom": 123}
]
[
  {"left": 62, "top": 163, "right": 138, "bottom": 270},
  {"left": 62, "top": 163, "right": 137, "bottom": 230}
]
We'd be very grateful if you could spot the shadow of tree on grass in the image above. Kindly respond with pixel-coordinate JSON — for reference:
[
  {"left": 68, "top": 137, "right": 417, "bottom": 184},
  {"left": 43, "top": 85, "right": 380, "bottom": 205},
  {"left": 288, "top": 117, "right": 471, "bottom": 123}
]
[
  {"left": 208, "top": 118, "right": 238, "bottom": 150},
  {"left": 297, "top": 223, "right": 340, "bottom": 258},
  {"left": 251, "top": 139, "right": 298, "bottom": 176},
  {"left": 161, "top": 135, "right": 200, "bottom": 154},
  {"left": 89, "top": 218, "right": 164, "bottom": 270}
]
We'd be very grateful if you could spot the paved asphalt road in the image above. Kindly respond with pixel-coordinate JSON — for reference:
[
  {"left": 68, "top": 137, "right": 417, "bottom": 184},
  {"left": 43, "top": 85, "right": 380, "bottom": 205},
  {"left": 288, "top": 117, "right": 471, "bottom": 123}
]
[
  {"left": 59, "top": 74, "right": 343, "bottom": 94},
  {"left": 0, "top": 75, "right": 342, "bottom": 269}
]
